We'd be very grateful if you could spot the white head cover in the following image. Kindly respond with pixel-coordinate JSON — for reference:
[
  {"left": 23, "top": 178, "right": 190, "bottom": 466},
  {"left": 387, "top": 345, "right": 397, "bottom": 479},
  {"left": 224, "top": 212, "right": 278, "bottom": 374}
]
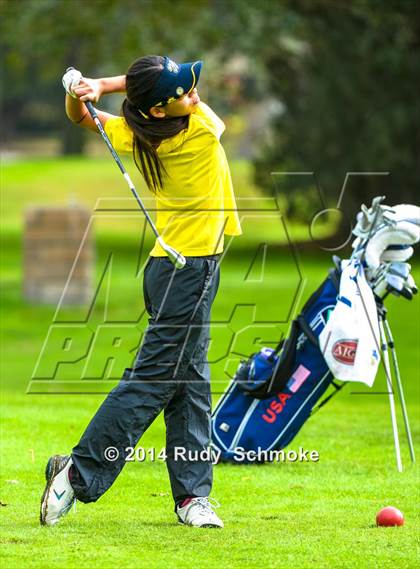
[
  {"left": 352, "top": 202, "right": 420, "bottom": 270},
  {"left": 319, "top": 259, "right": 381, "bottom": 387},
  {"left": 364, "top": 205, "right": 420, "bottom": 270}
]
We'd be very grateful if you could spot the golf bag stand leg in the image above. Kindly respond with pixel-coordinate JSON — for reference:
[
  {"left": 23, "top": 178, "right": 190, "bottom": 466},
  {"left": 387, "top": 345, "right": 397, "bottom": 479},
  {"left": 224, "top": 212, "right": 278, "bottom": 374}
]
[
  {"left": 383, "top": 317, "right": 416, "bottom": 464},
  {"left": 379, "top": 317, "right": 403, "bottom": 472}
]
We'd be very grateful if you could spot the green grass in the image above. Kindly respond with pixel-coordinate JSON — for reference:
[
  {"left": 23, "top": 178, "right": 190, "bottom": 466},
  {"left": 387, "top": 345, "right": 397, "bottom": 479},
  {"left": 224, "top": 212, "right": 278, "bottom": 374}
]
[
  {"left": 1, "top": 157, "right": 419, "bottom": 568},
  {"left": 1, "top": 156, "right": 333, "bottom": 243}
]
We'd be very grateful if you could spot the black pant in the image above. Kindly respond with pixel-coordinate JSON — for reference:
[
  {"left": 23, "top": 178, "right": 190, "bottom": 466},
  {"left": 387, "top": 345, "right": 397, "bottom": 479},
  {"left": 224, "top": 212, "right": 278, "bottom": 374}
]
[{"left": 70, "top": 255, "right": 220, "bottom": 503}]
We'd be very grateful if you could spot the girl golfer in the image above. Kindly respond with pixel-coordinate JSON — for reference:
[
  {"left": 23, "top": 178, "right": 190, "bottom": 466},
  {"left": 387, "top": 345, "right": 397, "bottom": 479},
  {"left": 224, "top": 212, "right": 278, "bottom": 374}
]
[{"left": 40, "top": 55, "right": 241, "bottom": 528}]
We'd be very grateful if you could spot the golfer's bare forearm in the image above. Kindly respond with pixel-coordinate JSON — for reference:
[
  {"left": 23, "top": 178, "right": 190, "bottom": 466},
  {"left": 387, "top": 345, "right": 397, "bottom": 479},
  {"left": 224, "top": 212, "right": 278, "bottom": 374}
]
[
  {"left": 64, "top": 95, "right": 99, "bottom": 132},
  {"left": 65, "top": 91, "right": 118, "bottom": 132},
  {"left": 64, "top": 75, "right": 126, "bottom": 129},
  {"left": 65, "top": 94, "right": 88, "bottom": 124},
  {"left": 98, "top": 75, "right": 126, "bottom": 94},
  {"left": 65, "top": 76, "right": 125, "bottom": 122}
]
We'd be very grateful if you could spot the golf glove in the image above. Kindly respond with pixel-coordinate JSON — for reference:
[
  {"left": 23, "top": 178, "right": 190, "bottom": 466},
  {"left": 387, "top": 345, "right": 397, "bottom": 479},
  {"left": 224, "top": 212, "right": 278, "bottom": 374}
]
[{"left": 62, "top": 68, "right": 82, "bottom": 98}]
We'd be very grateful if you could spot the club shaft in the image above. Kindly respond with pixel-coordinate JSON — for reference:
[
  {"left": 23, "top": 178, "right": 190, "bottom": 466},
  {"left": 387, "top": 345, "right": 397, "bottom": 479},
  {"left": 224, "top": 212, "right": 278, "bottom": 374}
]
[
  {"left": 85, "top": 102, "right": 159, "bottom": 240},
  {"left": 383, "top": 318, "right": 416, "bottom": 463},
  {"left": 379, "top": 319, "right": 403, "bottom": 472}
]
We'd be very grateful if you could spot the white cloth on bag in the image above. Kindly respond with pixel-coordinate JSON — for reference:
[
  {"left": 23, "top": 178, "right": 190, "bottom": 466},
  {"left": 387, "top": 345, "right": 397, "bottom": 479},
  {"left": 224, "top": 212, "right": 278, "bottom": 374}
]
[{"left": 319, "top": 259, "right": 381, "bottom": 387}]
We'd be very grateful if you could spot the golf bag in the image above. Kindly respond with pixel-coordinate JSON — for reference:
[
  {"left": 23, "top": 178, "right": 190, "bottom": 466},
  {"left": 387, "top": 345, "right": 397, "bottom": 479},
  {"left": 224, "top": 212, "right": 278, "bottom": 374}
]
[
  {"left": 212, "top": 197, "right": 419, "bottom": 468},
  {"left": 211, "top": 263, "right": 343, "bottom": 463}
]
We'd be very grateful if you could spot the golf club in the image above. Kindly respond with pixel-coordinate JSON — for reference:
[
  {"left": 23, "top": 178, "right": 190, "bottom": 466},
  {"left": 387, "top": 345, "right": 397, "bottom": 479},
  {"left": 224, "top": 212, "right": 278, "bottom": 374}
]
[
  {"left": 378, "top": 317, "right": 403, "bottom": 472},
  {"left": 68, "top": 72, "right": 186, "bottom": 270},
  {"left": 372, "top": 264, "right": 417, "bottom": 300},
  {"left": 383, "top": 318, "right": 416, "bottom": 464}
]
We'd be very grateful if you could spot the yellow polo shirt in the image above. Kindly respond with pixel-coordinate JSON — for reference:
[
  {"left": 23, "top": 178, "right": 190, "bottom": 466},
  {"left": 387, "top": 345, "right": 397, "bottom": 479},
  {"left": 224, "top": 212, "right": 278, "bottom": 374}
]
[{"left": 104, "top": 102, "right": 242, "bottom": 256}]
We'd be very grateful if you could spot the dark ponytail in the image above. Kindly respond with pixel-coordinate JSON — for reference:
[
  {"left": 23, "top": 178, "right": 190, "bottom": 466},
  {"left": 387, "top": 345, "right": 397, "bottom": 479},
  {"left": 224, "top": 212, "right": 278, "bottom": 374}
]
[{"left": 123, "top": 55, "right": 189, "bottom": 192}]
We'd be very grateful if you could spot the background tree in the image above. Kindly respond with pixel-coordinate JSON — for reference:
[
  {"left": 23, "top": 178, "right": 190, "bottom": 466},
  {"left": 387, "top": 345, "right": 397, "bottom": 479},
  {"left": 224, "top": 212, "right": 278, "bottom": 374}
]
[
  {"left": 0, "top": 0, "right": 214, "bottom": 154},
  {"left": 250, "top": 0, "right": 420, "bottom": 225},
  {"left": 1, "top": 0, "right": 418, "bottom": 222}
]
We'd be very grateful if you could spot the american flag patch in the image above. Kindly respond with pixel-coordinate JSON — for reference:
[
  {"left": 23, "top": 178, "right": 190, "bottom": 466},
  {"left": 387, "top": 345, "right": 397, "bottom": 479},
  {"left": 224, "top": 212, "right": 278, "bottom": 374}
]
[{"left": 287, "top": 365, "right": 311, "bottom": 393}]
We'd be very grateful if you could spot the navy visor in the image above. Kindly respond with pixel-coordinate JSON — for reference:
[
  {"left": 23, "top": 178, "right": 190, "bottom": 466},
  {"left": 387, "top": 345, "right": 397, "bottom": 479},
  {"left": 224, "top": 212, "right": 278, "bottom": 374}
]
[{"left": 138, "top": 56, "right": 202, "bottom": 117}]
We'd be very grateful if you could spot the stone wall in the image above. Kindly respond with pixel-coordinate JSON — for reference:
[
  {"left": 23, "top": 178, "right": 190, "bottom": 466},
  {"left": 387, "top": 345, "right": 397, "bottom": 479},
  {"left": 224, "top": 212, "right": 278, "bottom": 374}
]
[{"left": 24, "top": 206, "right": 93, "bottom": 304}]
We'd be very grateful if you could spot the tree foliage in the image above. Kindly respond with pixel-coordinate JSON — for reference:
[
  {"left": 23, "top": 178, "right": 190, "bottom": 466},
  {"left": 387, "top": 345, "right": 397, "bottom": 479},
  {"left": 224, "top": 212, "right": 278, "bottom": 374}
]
[
  {"left": 1, "top": 0, "right": 418, "bottom": 213},
  {"left": 250, "top": 0, "right": 420, "bottom": 218},
  {"left": 0, "top": 0, "right": 216, "bottom": 153}
]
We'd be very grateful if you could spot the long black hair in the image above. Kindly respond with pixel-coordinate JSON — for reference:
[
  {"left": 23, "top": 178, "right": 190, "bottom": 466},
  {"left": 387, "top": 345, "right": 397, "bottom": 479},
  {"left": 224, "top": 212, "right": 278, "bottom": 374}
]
[{"left": 123, "top": 55, "right": 189, "bottom": 192}]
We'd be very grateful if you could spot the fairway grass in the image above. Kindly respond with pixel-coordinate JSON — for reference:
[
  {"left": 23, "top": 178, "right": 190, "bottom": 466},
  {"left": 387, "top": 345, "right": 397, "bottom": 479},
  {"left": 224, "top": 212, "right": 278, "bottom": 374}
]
[
  {"left": 1, "top": 253, "right": 419, "bottom": 568},
  {"left": 1, "top": 393, "right": 419, "bottom": 569},
  {"left": 1, "top": 158, "right": 419, "bottom": 568}
]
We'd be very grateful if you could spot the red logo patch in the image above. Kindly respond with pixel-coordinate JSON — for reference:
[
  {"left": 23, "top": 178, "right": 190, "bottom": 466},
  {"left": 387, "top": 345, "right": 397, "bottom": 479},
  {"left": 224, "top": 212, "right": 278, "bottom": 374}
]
[{"left": 332, "top": 339, "right": 358, "bottom": 365}]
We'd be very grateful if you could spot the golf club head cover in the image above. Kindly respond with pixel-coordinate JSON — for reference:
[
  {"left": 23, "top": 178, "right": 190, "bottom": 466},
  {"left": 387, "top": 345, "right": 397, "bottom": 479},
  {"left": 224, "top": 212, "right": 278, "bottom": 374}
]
[
  {"left": 62, "top": 68, "right": 82, "bottom": 98},
  {"left": 380, "top": 245, "right": 414, "bottom": 263},
  {"left": 371, "top": 261, "right": 417, "bottom": 299},
  {"left": 364, "top": 204, "right": 420, "bottom": 270},
  {"left": 406, "top": 273, "right": 417, "bottom": 291},
  {"left": 387, "top": 261, "right": 411, "bottom": 279}
]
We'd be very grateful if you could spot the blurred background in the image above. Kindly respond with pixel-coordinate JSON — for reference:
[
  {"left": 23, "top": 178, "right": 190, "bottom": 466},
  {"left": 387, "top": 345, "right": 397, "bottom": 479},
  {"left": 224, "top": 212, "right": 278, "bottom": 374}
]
[{"left": 2, "top": 0, "right": 419, "bottom": 208}]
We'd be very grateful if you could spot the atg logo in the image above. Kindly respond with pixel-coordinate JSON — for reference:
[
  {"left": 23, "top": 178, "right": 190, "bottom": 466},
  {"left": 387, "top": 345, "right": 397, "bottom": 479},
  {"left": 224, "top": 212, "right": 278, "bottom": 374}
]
[{"left": 332, "top": 339, "right": 358, "bottom": 365}]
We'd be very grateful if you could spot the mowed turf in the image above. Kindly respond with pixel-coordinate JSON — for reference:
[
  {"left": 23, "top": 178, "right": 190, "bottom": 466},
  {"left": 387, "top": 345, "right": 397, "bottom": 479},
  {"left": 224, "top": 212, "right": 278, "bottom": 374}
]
[{"left": 1, "top": 158, "right": 419, "bottom": 568}]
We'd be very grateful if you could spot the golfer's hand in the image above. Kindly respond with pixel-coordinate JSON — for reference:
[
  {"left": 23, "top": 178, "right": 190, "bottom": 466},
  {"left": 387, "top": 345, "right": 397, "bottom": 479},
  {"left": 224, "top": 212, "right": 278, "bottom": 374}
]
[
  {"left": 62, "top": 68, "right": 82, "bottom": 98},
  {"left": 72, "top": 77, "right": 102, "bottom": 103}
]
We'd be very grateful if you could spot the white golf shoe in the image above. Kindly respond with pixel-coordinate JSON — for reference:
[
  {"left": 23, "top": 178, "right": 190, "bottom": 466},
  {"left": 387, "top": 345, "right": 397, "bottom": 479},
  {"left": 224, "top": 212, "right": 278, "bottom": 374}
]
[
  {"left": 40, "top": 455, "right": 75, "bottom": 526},
  {"left": 176, "top": 497, "right": 224, "bottom": 528}
]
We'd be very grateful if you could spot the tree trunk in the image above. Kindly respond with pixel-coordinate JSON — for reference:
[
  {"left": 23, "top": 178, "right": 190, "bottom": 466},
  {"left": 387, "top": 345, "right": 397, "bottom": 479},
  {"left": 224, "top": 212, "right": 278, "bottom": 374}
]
[{"left": 61, "top": 117, "right": 86, "bottom": 155}]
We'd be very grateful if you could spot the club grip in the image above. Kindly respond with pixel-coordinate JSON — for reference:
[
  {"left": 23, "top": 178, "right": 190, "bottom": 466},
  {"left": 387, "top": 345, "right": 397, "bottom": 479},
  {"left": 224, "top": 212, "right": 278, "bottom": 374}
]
[{"left": 85, "top": 101, "right": 97, "bottom": 119}]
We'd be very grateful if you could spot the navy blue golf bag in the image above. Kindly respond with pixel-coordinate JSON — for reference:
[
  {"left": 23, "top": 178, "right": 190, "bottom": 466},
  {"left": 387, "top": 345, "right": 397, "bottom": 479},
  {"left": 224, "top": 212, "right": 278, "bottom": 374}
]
[{"left": 211, "top": 262, "right": 344, "bottom": 463}]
